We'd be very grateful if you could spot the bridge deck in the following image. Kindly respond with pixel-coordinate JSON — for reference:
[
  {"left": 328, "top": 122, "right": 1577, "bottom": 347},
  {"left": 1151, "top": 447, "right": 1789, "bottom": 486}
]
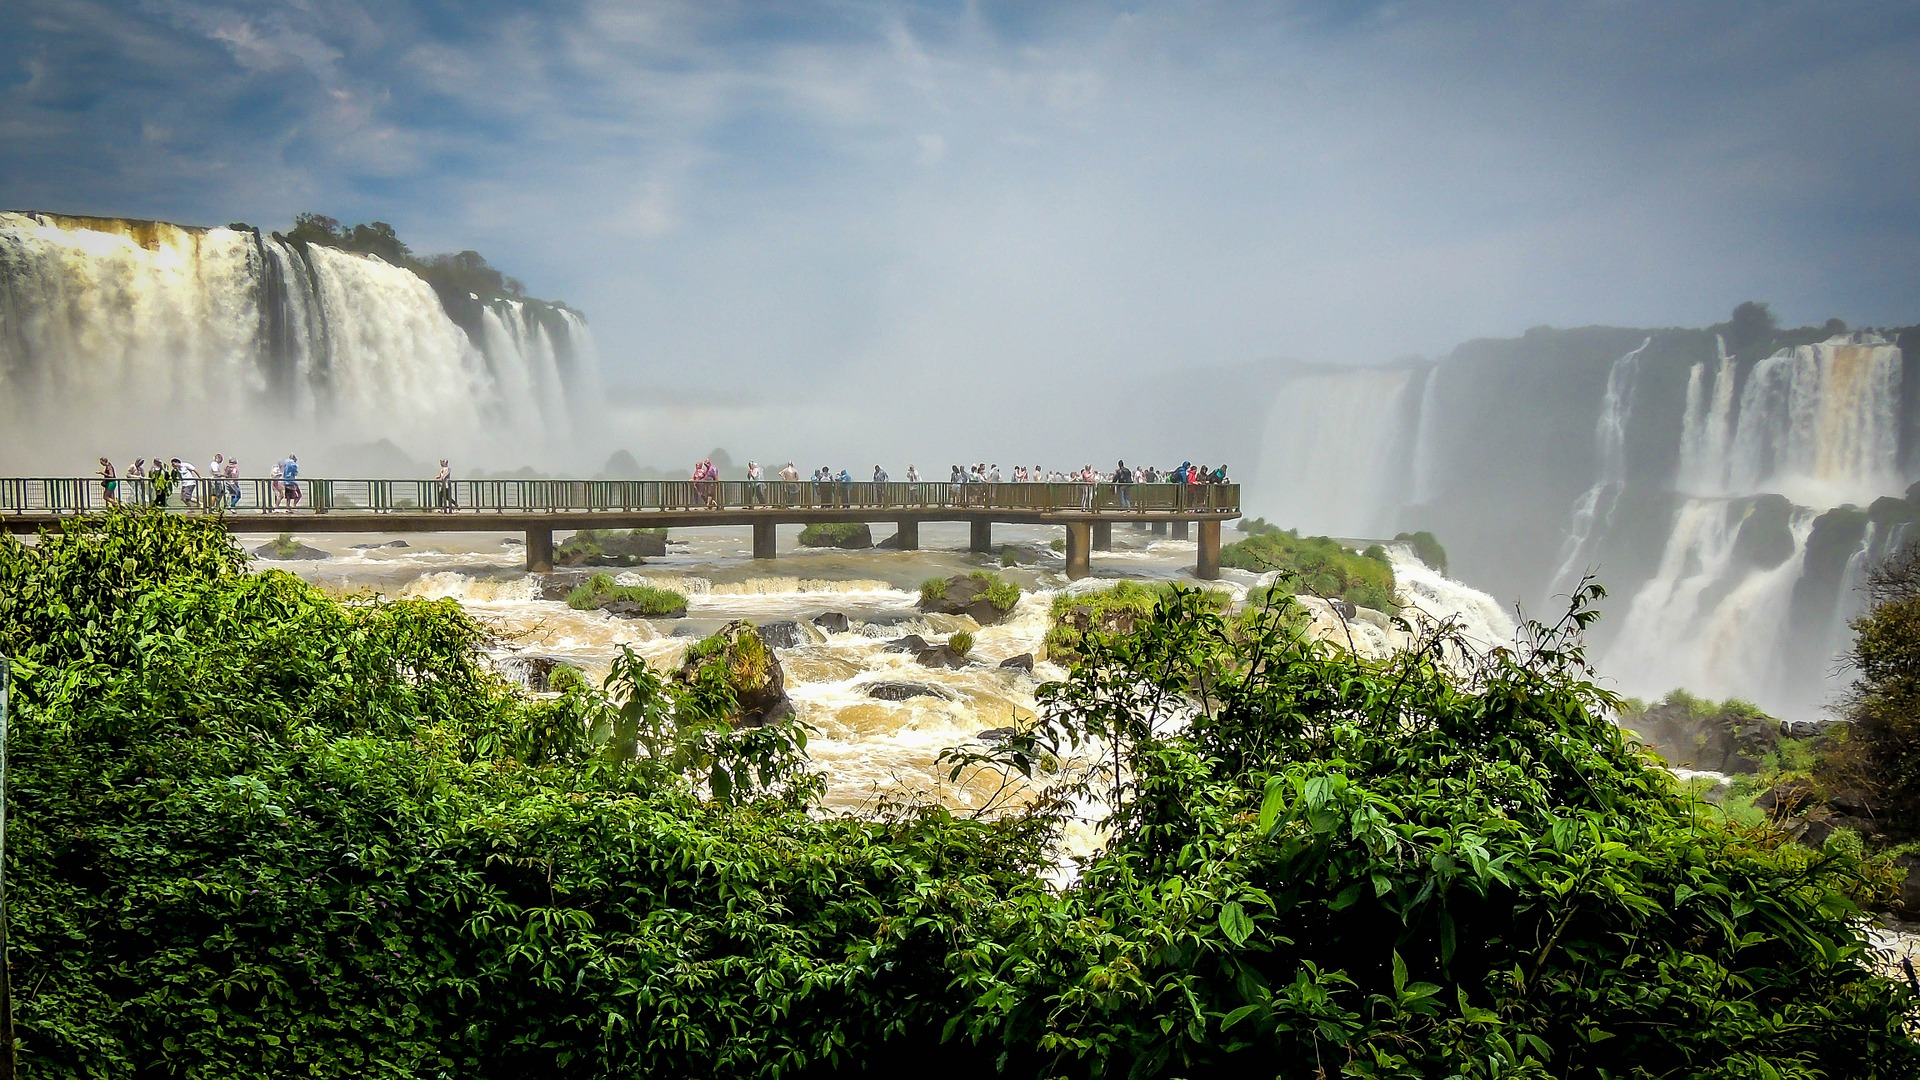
[{"left": 3, "top": 478, "right": 1240, "bottom": 579}]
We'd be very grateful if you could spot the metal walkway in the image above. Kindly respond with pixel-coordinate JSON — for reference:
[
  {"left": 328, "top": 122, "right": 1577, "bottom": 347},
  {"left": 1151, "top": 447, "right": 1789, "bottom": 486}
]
[{"left": 2, "top": 478, "right": 1241, "bottom": 579}]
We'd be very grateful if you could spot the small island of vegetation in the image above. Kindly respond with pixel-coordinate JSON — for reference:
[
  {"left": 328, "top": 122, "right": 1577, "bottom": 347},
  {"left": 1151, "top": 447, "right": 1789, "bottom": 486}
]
[{"left": 1220, "top": 527, "right": 1398, "bottom": 611}]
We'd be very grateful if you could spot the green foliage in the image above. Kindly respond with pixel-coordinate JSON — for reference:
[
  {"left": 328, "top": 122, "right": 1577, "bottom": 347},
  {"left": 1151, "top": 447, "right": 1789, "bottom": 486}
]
[
  {"left": 549, "top": 662, "right": 592, "bottom": 694},
  {"left": 556, "top": 528, "right": 667, "bottom": 568},
  {"left": 564, "top": 573, "right": 688, "bottom": 615},
  {"left": 942, "top": 581, "right": 1920, "bottom": 1077},
  {"left": 949, "top": 630, "right": 975, "bottom": 657},
  {"left": 1044, "top": 581, "right": 1229, "bottom": 661},
  {"left": 1220, "top": 529, "right": 1399, "bottom": 611},
  {"left": 270, "top": 532, "right": 300, "bottom": 557},
  {"left": 1236, "top": 516, "right": 1283, "bottom": 536},
  {"left": 977, "top": 573, "right": 1022, "bottom": 616},
  {"left": 1823, "top": 541, "right": 1920, "bottom": 840},
  {"left": 1394, "top": 530, "right": 1449, "bottom": 574},
  {"left": 919, "top": 576, "right": 949, "bottom": 603},
  {"left": 5, "top": 512, "right": 1916, "bottom": 1077},
  {"left": 999, "top": 546, "right": 1019, "bottom": 568},
  {"left": 1363, "top": 543, "right": 1389, "bottom": 562},
  {"left": 285, "top": 214, "right": 544, "bottom": 304},
  {"left": 797, "top": 522, "right": 871, "bottom": 548}
]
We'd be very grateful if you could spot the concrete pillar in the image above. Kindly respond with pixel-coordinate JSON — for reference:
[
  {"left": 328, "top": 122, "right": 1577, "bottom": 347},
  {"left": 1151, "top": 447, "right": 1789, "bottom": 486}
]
[
  {"left": 1196, "top": 520, "right": 1221, "bottom": 580},
  {"left": 894, "top": 518, "right": 919, "bottom": 551},
  {"left": 1065, "top": 522, "right": 1091, "bottom": 580},
  {"left": 970, "top": 519, "right": 992, "bottom": 553},
  {"left": 1152, "top": 521, "right": 1168, "bottom": 536},
  {"left": 753, "top": 519, "right": 777, "bottom": 560},
  {"left": 526, "top": 528, "right": 554, "bottom": 573},
  {"left": 1172, "top": 519, "right": 1190, "bottom": 541},
  {"left": 1092, "top": 521, "right": 1112, "bottom": 551}
]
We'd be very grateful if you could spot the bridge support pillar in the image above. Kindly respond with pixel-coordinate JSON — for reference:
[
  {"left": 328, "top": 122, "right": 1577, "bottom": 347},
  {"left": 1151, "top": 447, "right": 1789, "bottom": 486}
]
[
  {"left": 526, "top": 528, "right": 554, "bottom": 574},
  {"left": 970, "top": 519, "right": 992, "bottom": 554},
  {"left": 894, "top": 519, "right": 919, "bottom": 551},
  {"left": 1172, "top": 520, "right": 1190, "bottom": 541},
  {"left": 1196, "top": 520, "right": 1221, "bottom": 580},
  {"left": 1092, "top": 521, "right": 1112, "bottom": 551},
  {"left": 1064, "top": 522, "right": 1091, "bottom": 580},
  {"left": 1152, "top": 521, "right": 1167, "bottom": 536},
  {"left": 753, "top": 519, "right": 777, "bottom": 560}
]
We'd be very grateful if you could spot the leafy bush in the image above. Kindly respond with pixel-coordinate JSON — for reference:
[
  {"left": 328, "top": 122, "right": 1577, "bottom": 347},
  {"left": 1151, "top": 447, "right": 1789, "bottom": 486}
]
[
  {"left": 1237, "top": 516, "right": 1283, "bottom": 536},
  {"left": 918, "top": 572, "right": 1021, "bottom": 616},
  {"left": 1044, "top": 581, "right": 1230, "bottom": 661},
  {"left": 565, "top": 572, "right": 688, "bottom": 615},
  {"left": 1821, "top": 540, "right": 1920, "bottom": 840},
  {"left": 2, "top": 512, "right": 1914, "bottom": 1077},
  {"left": 949, "top": 630, "right": 975, "bottom": 657},
  {"left": 999, "top": 547, "right": 1019, "bottom": 568},
  {"left": 797, "top": 522, "right": 873, "bottom": 548},
  {"left": 1394, "top": 530, "right": 1449, "bottom": 574},
  {"left": 1220, "top": 529, "right": 1398, "bottom": 611},
  {"left": 919, "top": 576, "right": 949, "bottom": 603}
]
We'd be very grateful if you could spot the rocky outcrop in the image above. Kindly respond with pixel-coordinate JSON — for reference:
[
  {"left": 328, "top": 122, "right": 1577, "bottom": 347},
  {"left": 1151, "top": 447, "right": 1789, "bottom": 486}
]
[
  {"left": 1623, "top": 699, "right": 1783, "bottom": 774},
  {"left": 797, "top": 523, "right": 873, "bottom": 549},
  {"left": 758, "top": 620, "right": 825, "bottom": 649},
  {"left": 998, "top": 652, "right": 1035, "bottom": 673},
  {"left": 496, "top": 655, "right": 570, "bottom": 693},
  {"left": 864, "top": 681, "right": 953, "bottom": 702},
  {"left": 538, "top": 571, "right": 594, "bottom": 602},
  {"left": 674, "top": 621, "right": 795, "bottom": 728},
  {"left": 812, "top": 612, "right": 852, "bottom": 634},
  {"left": 915, "top": 643, "right": 972, "bottom": 670},
  {"left": 351, "top": 539, "right": 410, "bottom": 550},
  {"left": 254, "top": 539, "right": 330, "bottom": 561},
  {"left": 918, "top": 573, "right": 1019, "bottom": 626},
  {"left": 601, "top": 598, "right": 688, "bottom": 619},
  {"left": 976, "top": 726, "right": 1018, "bottom": 743},
  {"left": 556, "top": 528, "right": 666, "bottom": 567},
  {"left": 884, "top": 634, "right": 932, "bottom": 654}
]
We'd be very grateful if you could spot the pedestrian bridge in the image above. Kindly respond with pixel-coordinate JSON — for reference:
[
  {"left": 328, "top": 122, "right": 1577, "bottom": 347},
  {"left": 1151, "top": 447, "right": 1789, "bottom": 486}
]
[{"left": 0, "top": 477, "right": 1241, "bottom": 580}]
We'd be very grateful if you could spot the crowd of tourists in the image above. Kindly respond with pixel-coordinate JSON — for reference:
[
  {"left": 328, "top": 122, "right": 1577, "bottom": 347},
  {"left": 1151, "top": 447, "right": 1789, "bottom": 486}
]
[
  {"left": 722, "top": 458, "right": 1230, "bottom": 509},
  {"left": 96, "top": 454, "right": 304, "bottom": 511}
]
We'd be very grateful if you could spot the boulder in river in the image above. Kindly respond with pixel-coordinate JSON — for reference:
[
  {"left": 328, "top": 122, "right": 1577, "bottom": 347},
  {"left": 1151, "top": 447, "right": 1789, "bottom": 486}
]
[
  {"left": 758, "top": 620, "right": 825, "bottom": 649},
  {"left": 918, "top": 572, "right": 1021, "bottom": 626},
  {"left": 350, "top": 539, "right": 410, "bottom": 550},
  {"left": 496, "top": 655, "right": 573, "bottom": 693},
  {"left": 998, "top": 653, "right": 1035, "bottom": 673},
  {"left": 914, "top": 643, "right": 972, "bottom": 670},
  {"left": 864, "top": 681, "right": 953, "bottom": 702},
  {"left": 798, "top": 522, "right": 873, "bottom": 549},
  {"left": 674, "top": 620, "right": 796, "bottom": 728},
  {"left": 884, "top": 634, "right": 932, "bottom": 654},
  {"left": 253, "top": 538, "right": 330, "bottom": 561},
  {"left": 602, "top": 598, "right": 689, "bottom": 619},
  {"left": 556, "top": 528, "right": 667, "bottom": 567},
  {"left": 812, "top": 612, "right": 852, "bottom": 634},
  {"left": 976, "top": 726, "right": 1018, "bottom": 744}
]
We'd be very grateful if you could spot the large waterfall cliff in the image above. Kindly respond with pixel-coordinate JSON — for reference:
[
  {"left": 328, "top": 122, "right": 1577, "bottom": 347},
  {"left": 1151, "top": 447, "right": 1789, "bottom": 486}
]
[
  {"left": 0, "top": 211, "right": 598, "bottom": 470},
  {"left": 1246, "top": 321, "right": 1920, "bottom": 719}
]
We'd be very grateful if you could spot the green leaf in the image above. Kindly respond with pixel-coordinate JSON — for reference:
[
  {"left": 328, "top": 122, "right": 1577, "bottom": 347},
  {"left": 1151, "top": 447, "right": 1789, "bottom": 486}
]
[
  {"left": 1218, "top": 901, "right": 1254, "bottom": 947},
  {"left": 1258, "top": 777, "right": 1288, "bottom": 834}
]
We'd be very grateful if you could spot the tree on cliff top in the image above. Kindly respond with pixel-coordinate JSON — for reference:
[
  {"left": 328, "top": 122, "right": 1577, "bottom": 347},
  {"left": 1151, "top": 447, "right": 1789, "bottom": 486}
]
[
  {"left": 1824, "top": 540, "right": 1920, "bottom": 839},
  {"left": 1729, "top": 300, "right": 1779, "bottom": 353}
]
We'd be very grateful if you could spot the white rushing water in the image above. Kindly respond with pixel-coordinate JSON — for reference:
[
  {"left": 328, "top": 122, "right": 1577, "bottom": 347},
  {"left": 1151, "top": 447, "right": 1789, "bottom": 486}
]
[
  {"left": 1544, "top": 339, "right": 1650, "bottom": 600},
  {"left": 1254, "top": 367, "right": 1419, "bottom": 536},
  {"left": 0, "top": 211, "right": 597, "bottom": 469},
  {"left": 1679, "top": 334, "right": 1902, "bottom": 508}
]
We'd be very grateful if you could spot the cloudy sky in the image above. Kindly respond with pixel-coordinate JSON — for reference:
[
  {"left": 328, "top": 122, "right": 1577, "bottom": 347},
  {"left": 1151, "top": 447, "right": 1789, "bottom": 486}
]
[{"left": 5, "top": 0, "right": 1918, "bottom": 461}]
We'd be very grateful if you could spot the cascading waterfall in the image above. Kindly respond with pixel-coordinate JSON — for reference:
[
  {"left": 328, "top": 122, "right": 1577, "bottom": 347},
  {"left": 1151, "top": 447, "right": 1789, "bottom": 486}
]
[
  {"left": 0, "top": 211, "right": 597, "bottom": 469},
  {"left": 1681, "top": 334, "right": 1901, "bottom": 507},
  {"left": 1545, "top": 338, "right": 1649, "bottom": 598},
  {"left": 1254, "top": 366, "right": 1419, "bottom": 536},
  {"left": 1605, "top": 501, "right": 1816, "bottom": 703}
]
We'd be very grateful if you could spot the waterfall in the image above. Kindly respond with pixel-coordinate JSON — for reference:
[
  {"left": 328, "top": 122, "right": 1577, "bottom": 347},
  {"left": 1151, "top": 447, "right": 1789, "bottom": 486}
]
[
  {"left": 1407, "top": 361, "right": 1444, "bottom": 506},
  {"left": 1605, "top": 500, "right": 1816, "bottom": 703},
  {"left": 0, "top": 211, "right": 596, "bottom": 470},
  {"left": 1545, "top": 338, "right": 1650, "bottom": 598},
  {"left": 1682, "top": 334, "right": 1902, "bottom": 507},
  {"left": 1254, "top": 366, "right": 1418, "bottom": 536}
]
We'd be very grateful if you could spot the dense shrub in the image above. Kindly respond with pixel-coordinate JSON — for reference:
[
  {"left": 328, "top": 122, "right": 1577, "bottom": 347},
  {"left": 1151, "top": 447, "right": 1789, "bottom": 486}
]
[
  {"left": 1219, "top": 529, "right": 1398, "bottom": 611},
  {"left": 565, "top": 572, "right": 688, "bottom": 615},
  {"left": 1394, "top": 530, "right": 1449, "bottom": 574},
  {"left": 1, "top": 513, "right": 1913, "bottom": 1077},
  {"left": 1823, "top": 542, "right": 1920, "bottom": 840}
]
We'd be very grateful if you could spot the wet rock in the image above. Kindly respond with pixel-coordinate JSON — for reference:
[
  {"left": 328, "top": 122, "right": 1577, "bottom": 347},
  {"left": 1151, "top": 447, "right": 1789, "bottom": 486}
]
[
  {"left": 798, "top": 523, "right": 873, "bottom": 549},
  {"left": 1755, "top": 779, "right": 1817, "bottom": 814},
  {"left": 813, "top": 612, "right": 852, "bottom": 634},
  {"left": 918, "top": 573, "right": 1018, "bottom": 626},
  {"left": 884, "top": 634, "right": 932, "bottom": 654},
  {"left": 556, "top": 528, "right": 666, "bottom": 567},
  {"left": 864, "top": 681, "right": 953, "bottom": 702},
  {"left": 537, "top": 571, "right": 595, "bottom": 602},
  {"left": 876, "top": 531, "right": 906, "bottom": 550},
  {"left": 1791, "top": 809, "right": 1837, "bottom": 848},
  {"left": 915, "top": 644, "right": 972, "bottom": 670},
  {"left": 758, "top": 620, "right": 825, "bottom": 649},
  {"left": 253, "top": 540, "right": 331, "bottom": 561},
  {"left": 502, "top": 537, "right": 524, "bottom": 546},
  {"left": 498, "top": 655, "right": 567, "bottom": 693},
  {"left": 673, "top": 621, "right": 795, "bottom": 728},
  {"left": 671, "top": 624, "right": 704, "bottom": 637},
  {"left": 976, "top": 726, "right": 1018, "bottom": 744},
  {"left": 1624, "top": 699, "right": 1783, "bottom": 774},
  {"left": 602, "top": 598, "right": 689, "bottom": 619},
  {"left": 1829, "top": 787, "right": 1875, "bottom": 817},
  {"left": 1894, "top": 855, "right": 1920, "bottom": 920},
  {"left": 1329, "top": 599, "right": 1358, "bottom": 620},
  {"left": 350, "top": 539, "right": 410, "bottom": 550},
  {"left": 998, "top": 653, "right": 1035, "bottom": 673}
]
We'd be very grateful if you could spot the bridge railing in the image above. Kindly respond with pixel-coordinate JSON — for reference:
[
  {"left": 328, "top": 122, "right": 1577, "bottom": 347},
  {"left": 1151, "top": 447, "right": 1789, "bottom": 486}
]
[{"left": 0, "top": 478, "right": 1240, "bottom": 516}]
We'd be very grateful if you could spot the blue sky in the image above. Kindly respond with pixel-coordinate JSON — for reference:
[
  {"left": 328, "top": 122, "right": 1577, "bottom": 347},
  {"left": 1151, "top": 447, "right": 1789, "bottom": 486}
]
[{"left": 6, "top": 0, "right": 1919, "bottom": 411}]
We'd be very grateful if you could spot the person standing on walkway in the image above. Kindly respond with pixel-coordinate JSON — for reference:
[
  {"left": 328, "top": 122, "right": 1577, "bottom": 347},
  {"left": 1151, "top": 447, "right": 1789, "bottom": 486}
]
[
  {"left": 746, "top": 460, "right": 764, "bottom": 506},
  {"left": 225, "top": 456, "right": 242, "bottom": 508},
  {"left": 178, "top": 459, "right": 200, "bottom": 508},
  {"left": 208, "top": 454, "right": 226, "bottom": 511},
  {"left": 436, "top": 459, "right": 455, "bottom": 511},
  {"left": 1113, "top": 459, "right": 1133, "bottom": 510},
  {"left": 98, "top": 458, "right": 118, "bottom": 505},
  {"left": 780, "top": 461, "right": 799, "bottom": 506},
  {"left": 153, "top": 458, "right": 175, "bottom": 508},
  {"left": 280, "top": 454, "right": 301, "bottom": 510}
]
